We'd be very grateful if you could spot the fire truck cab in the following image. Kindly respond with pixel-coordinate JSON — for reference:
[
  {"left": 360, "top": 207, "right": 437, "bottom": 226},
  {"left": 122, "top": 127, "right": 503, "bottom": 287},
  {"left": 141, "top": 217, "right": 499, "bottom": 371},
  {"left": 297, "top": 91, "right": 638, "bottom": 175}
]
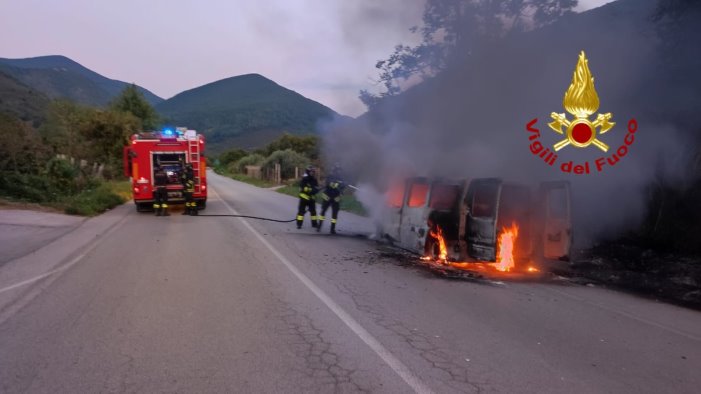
[
  {"left": 379, "top": 177, "right": 572, "bottom": 269},
  {"left": 123, "top": 128, "right": 207, "bottom": 212}
]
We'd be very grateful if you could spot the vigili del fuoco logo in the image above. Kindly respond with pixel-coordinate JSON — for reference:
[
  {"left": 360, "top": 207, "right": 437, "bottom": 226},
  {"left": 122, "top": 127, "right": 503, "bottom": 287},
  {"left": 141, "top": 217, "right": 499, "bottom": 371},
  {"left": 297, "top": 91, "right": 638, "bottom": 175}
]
[{"left": 526, "top": 51, "right": 638, "bottom": 174}]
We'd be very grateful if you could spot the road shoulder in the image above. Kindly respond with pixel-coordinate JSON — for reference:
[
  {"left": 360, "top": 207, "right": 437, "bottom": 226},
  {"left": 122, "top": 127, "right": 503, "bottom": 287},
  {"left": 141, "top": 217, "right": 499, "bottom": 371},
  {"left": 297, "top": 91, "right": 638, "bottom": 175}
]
[{"left": 0, "top": 203, "right": 132, "bottom": 317}]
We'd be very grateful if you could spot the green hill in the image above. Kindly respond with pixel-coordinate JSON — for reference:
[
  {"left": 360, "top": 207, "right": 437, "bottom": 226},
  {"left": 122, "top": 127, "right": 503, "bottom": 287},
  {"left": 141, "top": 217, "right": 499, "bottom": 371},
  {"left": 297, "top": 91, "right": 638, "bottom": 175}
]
[
  {"left": 155, "top": 74, "right": 338, "bottom": 153},
  {"left": 0, "top": 55, "right": 163, "bottom": 107},
  {"left": 0, "top": 70, "right": 49, "bottom": 125}
]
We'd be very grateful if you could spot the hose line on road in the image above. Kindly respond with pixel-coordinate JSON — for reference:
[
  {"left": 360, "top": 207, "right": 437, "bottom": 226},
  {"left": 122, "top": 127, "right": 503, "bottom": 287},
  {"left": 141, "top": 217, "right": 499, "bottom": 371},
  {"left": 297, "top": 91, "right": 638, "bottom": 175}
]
[{"left": 195, "top": 214, "right": 297, "bottom": 223}]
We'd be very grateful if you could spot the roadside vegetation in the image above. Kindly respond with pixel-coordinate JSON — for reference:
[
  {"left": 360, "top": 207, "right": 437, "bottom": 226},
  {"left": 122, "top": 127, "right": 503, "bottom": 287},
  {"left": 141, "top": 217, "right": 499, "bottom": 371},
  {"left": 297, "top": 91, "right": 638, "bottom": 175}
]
[
  {"left": 275, "top": 184, "right": 366, "bottom": 216},
  {"left": 215, "top": 134, "right": 367, "bottom": 216},
  {"left": 0, "top": 84, "right": 157, "bottom": 215}
]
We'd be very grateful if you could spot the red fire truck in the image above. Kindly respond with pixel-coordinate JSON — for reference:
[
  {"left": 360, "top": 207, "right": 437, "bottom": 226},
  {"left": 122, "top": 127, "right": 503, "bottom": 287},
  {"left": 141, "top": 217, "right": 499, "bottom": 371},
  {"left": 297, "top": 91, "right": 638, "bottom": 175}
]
[{"left": 123, "top": 127, "right": 207, "bottom": 212}]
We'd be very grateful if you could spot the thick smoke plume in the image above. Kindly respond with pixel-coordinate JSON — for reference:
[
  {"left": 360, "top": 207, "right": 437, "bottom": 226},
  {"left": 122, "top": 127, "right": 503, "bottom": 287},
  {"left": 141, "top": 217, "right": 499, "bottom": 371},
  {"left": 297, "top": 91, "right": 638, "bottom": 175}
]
[{"left": 322, "top": 0, "right": 699, "bottom": 246}]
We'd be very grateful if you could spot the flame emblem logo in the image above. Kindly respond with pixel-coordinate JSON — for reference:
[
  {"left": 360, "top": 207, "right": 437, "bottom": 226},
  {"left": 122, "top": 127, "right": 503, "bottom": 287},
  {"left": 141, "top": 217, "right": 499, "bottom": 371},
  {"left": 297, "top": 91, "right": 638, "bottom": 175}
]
[{"left": 549, "top": 51, "right": 614, "bottom": 152}]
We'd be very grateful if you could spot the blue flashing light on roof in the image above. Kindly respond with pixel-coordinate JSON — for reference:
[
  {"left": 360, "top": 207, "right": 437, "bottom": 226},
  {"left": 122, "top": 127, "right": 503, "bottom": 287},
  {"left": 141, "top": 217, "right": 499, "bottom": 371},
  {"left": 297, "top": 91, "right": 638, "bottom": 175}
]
[{"left": 162, "top": 128, "right": 174, "bottom": 136}]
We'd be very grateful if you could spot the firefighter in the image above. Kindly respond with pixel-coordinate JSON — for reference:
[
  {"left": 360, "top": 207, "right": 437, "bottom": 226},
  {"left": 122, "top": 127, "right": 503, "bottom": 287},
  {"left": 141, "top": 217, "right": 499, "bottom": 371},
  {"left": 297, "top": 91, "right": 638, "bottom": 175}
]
[
  {"left": 181, "top": 163, "right": 196, "bottom": 216},
  {"left": 153, "top": 164, "right": 170, "bottom": 216},
  {"left": 317, "top": 164, "right": 345, "bottom": 234},
  {"left": 296, "top": 165, "right": 319, "bottom": 229}
]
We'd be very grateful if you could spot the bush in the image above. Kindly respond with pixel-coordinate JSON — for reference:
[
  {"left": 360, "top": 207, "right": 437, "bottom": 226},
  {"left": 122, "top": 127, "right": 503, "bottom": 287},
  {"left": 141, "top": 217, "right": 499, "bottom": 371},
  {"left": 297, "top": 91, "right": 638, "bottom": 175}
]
[
  {"left": 261, "top": 149, "right": 309, "bottom": 180},
  {"left": 46, "top": 157, "right": 79, "bottom": 195},
  {"left": 260, "top": 134, "right": 319, "bottom": 160},
  {"left": 0, "top": 173, "right": 52, "bottom": 202},
  {"left": 231, "top": 153, "right": 265, "bottom": 173},
  {"left": 219, "top": 148, "right": 249, "bottom": 167},
  {"left": 64, "top": 182, "right": 128, "bottom": 216}
]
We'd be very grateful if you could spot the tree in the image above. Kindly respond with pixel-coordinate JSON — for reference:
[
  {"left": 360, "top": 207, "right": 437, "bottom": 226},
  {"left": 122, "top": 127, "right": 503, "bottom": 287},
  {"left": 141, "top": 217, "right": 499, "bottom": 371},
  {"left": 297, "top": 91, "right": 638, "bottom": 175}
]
[
  {"left": 261, "top": 149, "right": 310, "bottom": 180},
  {"left": 260, "top": 133, "right": 319, "bottom": 160},
  {"left": 80, "top": 110, "right": 141, "bottom": 175},
  {"left": 40, "top": 100, "right": 91, "bottom": 159},
  {"left": 231, "top": 153, "right": 265, "bottom": 173},
  {"left": 361, "top": 0, "right": 577, "bottom": 107},
  {"left": 110, "top": 84, "right": 159, "bottom": 130},
  {"left": 0, "top": 113, "right": 47, "bottom": 173},
  {"left": 219, "top": 148, "right": 249, "bottom": 167}
]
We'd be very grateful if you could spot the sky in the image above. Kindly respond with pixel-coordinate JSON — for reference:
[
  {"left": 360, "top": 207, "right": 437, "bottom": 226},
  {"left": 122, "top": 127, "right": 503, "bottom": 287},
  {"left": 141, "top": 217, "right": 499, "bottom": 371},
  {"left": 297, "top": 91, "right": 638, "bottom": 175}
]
[{"left": 0, "top": 0, "right": 614, "bottom": 117}]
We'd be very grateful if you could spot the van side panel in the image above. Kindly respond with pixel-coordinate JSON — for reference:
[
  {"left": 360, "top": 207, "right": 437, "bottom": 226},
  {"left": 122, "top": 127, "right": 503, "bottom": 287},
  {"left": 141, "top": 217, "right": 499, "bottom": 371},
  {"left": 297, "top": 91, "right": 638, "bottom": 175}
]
[
  {"left": 466, "top": 179, "right": 501, "bottom": 261},
  {"left": 539, "top": 181, "right": 572, "bottom": 260}
]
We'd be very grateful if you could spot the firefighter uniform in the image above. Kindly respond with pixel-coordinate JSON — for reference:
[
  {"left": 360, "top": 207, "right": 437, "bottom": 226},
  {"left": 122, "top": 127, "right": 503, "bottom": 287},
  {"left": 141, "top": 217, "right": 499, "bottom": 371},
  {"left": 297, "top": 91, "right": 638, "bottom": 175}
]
[
  {"left": 181, "top": 164, "right": 196, "bottom": 216},
  {"left": 296, "top": 166, "right": 319, "bottom": 229},
  {"left": 153, "top": 167, "right": 170, "bottom": 216},
  {"left": 317, "top": 168, "right": 345, "bottom": 234}
]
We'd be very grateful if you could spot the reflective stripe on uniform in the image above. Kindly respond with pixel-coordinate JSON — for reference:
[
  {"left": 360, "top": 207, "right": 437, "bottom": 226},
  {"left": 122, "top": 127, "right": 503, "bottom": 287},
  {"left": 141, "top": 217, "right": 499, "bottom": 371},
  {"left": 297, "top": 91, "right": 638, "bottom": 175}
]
[
  {"left": 153, "top": 204, "right": 160, "bottom": 208},
  {"left": 334, "top": 197, "right": 341, "bottom": 202},
  {"left": 331, "top": 219, "right": 337, "bottom": 224},
  {"left": 296, "top": 215, "right": 304, "bottom": 221},
  {"left": 321, "top": 193, "right": 329, "bottom": 201},
  {"left": 311, "top": 216, "right": 318, "bottom": 221},
  {"left": 299, "top": 193, "right": 310, "bottom": 200},
  {"left": 318, "top": 216, "right": 325, "bottom": 221},
  {"left": 162, "top": 204, "right": 168, "bottom": 208}
]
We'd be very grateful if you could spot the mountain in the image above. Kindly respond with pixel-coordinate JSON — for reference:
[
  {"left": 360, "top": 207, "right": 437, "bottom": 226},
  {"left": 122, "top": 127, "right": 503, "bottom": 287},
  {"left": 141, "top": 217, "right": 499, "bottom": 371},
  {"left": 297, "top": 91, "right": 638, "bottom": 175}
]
[
  {"left": 0, "top": 55, "right": 163, "bottom": 107},
  {"left": 156, "top": 74, "right": 338, "bottom": 153},
  {"left": 0, "top": 70, "right": 49, "bottom": 125}
]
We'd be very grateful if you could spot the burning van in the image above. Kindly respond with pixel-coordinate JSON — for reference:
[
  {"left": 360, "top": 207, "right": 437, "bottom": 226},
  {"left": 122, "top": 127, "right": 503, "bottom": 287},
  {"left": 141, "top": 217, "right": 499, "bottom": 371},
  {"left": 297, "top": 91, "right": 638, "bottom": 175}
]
[{"left": 378, "top": 177, "right": 572, "bottom": 271}]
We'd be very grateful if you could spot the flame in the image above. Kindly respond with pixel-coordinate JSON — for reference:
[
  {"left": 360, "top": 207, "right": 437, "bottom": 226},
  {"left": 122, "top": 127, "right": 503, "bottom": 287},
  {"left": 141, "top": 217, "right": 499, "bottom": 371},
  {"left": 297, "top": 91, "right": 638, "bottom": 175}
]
[
  {"left": 494, "top": 223, "right": 519, "bottom": 272},
  {"left": 563, "top": 51, "right": 600, "bottom": 118},
  {"left": 428, "top": 225, "right": 448, "bottom": 262},
  {"left": 420, "top": 223, "right": 530, "bottom": 275}
]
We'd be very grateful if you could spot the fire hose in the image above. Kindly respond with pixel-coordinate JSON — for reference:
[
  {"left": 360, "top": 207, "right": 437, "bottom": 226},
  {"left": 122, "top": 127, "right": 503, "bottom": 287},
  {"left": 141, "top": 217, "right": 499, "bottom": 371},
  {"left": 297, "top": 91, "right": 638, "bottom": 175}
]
[
  {"left": 195, "top": 214, "right": 296, "bottom": 223},
  {"left": 194, "top": 184, "right": 360, "bottom": 223}
]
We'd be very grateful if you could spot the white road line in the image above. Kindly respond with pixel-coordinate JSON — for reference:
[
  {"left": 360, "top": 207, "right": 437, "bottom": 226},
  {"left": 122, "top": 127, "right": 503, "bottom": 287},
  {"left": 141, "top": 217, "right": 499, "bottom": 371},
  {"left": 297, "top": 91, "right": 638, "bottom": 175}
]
[
  {"left": 0, "top": 253, "right": 85, "bottom": 294},
  {"left": 211, "top": 187, "right": 434, "bottom": 394},
  {"left": 0, "top": 213, "right": 129, "bottom": 295}
]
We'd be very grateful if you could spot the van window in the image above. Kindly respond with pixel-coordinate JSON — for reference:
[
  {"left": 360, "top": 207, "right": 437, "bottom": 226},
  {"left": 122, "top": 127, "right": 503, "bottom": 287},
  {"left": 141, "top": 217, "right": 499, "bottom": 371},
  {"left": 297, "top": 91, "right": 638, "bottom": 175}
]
[
  {"left": 407, "top": 182, "right": 429, "bottom": 207},
  {"left": 500, "top": 185, "right": 531, "bottom": 219},
  {"left": 548, "top": 188, "right": 568, "bottom": 219},
  {"left": 429, "top": 184, "right": 459, "bottom": 210},
  {"left": 471, "top": 182, "right": 499, "bottom": 218},
  {"left": 386, "top": 183, "right": 405, "bottom": 208}
]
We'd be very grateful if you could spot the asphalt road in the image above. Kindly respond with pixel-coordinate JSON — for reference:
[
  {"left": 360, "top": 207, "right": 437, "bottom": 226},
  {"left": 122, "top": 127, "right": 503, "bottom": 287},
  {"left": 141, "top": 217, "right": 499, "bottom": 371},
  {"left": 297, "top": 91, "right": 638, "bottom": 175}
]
[{"left": 1, "top": 170, "right": 700, "bottom": 393}]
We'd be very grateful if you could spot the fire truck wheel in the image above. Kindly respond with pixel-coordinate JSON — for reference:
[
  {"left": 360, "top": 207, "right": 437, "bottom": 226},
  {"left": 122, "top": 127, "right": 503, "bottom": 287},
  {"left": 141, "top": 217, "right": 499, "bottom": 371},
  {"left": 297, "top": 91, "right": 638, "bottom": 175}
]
[
  {"left": 197, "top": 200, "right": 206, "bottom": 210},
  {"left": 136, "top": 203, "right": 152, "bottom": 213}
]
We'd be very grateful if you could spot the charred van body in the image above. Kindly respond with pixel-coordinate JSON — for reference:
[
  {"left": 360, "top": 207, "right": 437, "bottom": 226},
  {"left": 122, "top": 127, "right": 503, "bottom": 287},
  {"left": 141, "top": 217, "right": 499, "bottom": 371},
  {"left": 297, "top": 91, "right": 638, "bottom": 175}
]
[{"left": 378, "top": 177, "right": 572, "bottom": 270}]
